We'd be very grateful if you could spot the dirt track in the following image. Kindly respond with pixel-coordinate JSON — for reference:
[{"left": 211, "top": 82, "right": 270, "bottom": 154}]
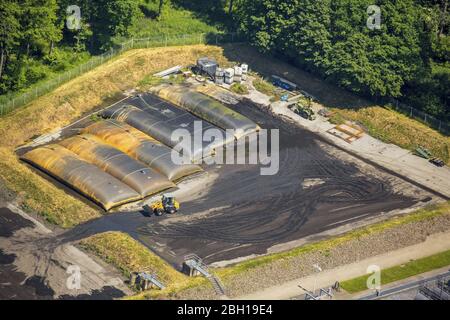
[
  {"left": 0, "top": 206, "right": 129, "bottom": 300},
  {"left": 132, "top": 100, "right": 433, "bottom": 265},
  {"left": 55, "top": 98, "right": 435, "bottom": 268}
]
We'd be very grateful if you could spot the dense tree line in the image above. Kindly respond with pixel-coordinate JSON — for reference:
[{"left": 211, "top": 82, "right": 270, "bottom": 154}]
[
  {"left": 0, "top": 0, "right": 448, "bottom": 120},
  {"left": 0, "top": 0, "right": 143, "bottom": 94},
  {"left": 235, "top": 0, "right": 449, "bottom": 119}
]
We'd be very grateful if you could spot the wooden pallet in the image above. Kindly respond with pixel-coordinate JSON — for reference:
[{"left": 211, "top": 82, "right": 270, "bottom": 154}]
[{"left": 327, "top": 122, "right": 364, "bottom": 143}]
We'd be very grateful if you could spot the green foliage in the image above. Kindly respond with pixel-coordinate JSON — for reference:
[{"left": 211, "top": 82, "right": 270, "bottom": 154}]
[
  {"left": 402, "top": 63, "right": 450, "bottom": 119},
  {"left": 138, "top": 73, "right": 185, "bottom": 90},
  {"left": 89, "top": 113, "right": 103, "bottom": 122},
  {"left": 123, "top": 2, "right": 219, "bottom": 40},
  {"left": 0, "top": 0, "right": 223, "bottom": 98},
  {"left": 20, "top": 0, "right": 62, "bottom": 54},
  {"left": 230, "top": 83, "right": 249, "bottom": 95},
  {"left": 236, "top": 0, "right": 449, "bottom": 119},
  {"left": 341, "top": 249, "right": 450, "bottom": 293},
  {"left": 252, "top": 77, "right": 283, "bottom": 101},
  {"left": 0, "top": 1, "right": 21, "bottom": 73},
  {"left": 43, "top": 47, "right": 90, "bottom": 71},
  {"left": 433, "top": 36, "right": 450, "bottom": 62},
  {"left": 90, "top": 0, "right": 143, "bottom": 49}
]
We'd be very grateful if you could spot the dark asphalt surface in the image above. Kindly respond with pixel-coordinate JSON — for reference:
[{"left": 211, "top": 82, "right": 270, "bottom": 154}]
[{"left": 54, "top": 99, "right": 426, "bottom": 267}]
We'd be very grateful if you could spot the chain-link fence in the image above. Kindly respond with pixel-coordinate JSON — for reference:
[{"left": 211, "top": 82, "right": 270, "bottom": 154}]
[
  {"left": 385, "top": 98, "right": 450, "bottom": 135},
  {"left": 2, "top": 32, "right": 447, "bottom": 137},
  {"left": 0, "top": 32, "right": 244, "bottom": 117}
]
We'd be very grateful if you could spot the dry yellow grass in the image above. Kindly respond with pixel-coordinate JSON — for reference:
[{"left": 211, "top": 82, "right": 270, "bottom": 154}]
[
  {"left": 80, "top": 232, "right": 207, "bottom": 298},
  {"left": 330, "top": 106, "right": 450, "bottom": 165},
  {"left": 0, "top": 45, "right": 233, "bottom": 227},
  {"left": 0, "top": 45, "right": 229, "bottom": 148},
  {"left": 0, "top": 148, "right": 100, "bottom": 227}
]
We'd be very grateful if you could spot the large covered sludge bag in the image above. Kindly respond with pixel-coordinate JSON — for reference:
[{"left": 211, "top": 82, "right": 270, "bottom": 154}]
[
  {"left": 82, "top": 120, "right": 203, "bottom": 181},
  {"left": 21, "top": 144, "right": 141, "bottom": 210},
  {"left": 59, "top": 134, "right": 175, "bottom": 197},
  {"left": 152, "top": 85, "right": 260, "bottom": 140},
  {"left": 102, "top": 104, "right": 231, "bottom": 162}
]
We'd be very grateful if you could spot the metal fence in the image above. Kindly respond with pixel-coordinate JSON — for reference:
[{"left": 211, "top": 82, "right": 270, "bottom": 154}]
[
  {"left": 2, "top": 31, "right": 448, "bottom": 137},
  {"left": 418, "top": 274, "right": 450, "bottom": 300},
  {"left": 385, "top": 98, "right": 450, "bottom": 135},
  {"left": 0, "top": 32, "right": 244, "bottom": 117}
]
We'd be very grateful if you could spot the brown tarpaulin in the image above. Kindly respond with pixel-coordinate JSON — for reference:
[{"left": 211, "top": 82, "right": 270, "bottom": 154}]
[
  {"left": 59, "top": 134, "right": 175, "bottom": 197},
  {"left": 21, "top": 144, "right": 141, "bottom": 210},
  {"left": 82, "top": 120, "right": 203, "bottom": 181}
]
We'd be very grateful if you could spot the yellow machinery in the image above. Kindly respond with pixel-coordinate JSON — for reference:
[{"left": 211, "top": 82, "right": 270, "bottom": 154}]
[{"left": 146, "top": 194, "right": 180, "bottom": 216}]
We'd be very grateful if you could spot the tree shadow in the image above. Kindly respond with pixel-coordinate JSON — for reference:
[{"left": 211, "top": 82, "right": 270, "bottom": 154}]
[
  {"left": 139, "top": 3, "right": 160, "bottom": 19},
  {"left": 216, "top": 43, "right": 374, "bottom": 109},
  {"left": 171, "top": 0, "right": 236, "bottom": 32}
]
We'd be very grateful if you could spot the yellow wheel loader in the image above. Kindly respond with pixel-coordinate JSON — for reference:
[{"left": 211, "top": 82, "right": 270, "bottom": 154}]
[{"left": 145, "top": 194, "right": 180, "bottom": 217}]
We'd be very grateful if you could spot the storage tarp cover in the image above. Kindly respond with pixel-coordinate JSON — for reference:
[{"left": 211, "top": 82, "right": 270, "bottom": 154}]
[
  {"left": 102, "top": 94, "right": 233, "bottom": 161},
  {"left": 82, "top": 120, "right": 202, "bottom": 181},
  {"left": 21, "top": 144, "right": 140, "bottom": 210},
  {"left": 59, "top": 134, "right": 175, "bottom": 197},
  {"left": 152, "top": 85, "right": 260, "bottom": 139}
]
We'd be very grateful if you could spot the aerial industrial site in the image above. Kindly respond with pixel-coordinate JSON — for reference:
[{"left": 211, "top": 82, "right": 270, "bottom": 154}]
[{"left": 0, "top": 0, "right": 449, "bottom": 305}]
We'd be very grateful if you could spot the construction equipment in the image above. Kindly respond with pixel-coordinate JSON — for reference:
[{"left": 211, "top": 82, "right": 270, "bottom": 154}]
[
  {"left": 414, "top": 146, "right": 433, "bottom": 159},
  {"left": 430, "top": 158, "right": 445, "bottom": 167},
  {"left": 147, "top": 194, "right": 179, "bottom": 216},
  {"left": 290, "top": 101, "right": 316, "bottom": 120},
  {"left": 271, "top": 75, "right": 297, "bottom": 91},
  {"left": 414, "top": 146, "right": 445, "bottom": 167},
  {"left": 196, "top": 57, "right": 218, "bottom": 80}
]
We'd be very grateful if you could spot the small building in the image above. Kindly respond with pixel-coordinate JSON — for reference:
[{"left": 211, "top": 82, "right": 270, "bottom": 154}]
[{"left": 197, "top": 57, "right": 218, "bottom": 79}]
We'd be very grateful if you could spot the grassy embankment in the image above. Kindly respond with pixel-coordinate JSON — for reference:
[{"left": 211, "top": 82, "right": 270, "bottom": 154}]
[
  {"left": 329, "top": 107, "right": 450, "bottom": 165},
  {"left": 80, "top": 232, "right": 209, "bottom": 298},
  {"left": 82, "top": 202, "right": 449, "bottom": 299},
  {"left": 213, "top": 202, "right": 450, "bottom": 280},
  {"left": 0, "top": 45, "right": 232, "bottom": 228},
  {"left": 340, "top": 249, "right": 450, "bottom": 293},
  {"left": 0, "top": 0, "right": 221, "bottom": 106},
  {"left": 126, "top": 1, "right": 220, "bottom": 39},
  {"left": 230, "top": 83, "right": 249, "bottom": 95}
]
